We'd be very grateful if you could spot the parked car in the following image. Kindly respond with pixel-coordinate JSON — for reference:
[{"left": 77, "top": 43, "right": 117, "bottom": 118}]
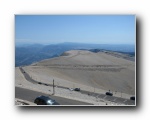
[
  {"left": 34, "top": 95, "right": 60, "bottom": 105},
  {"left": 69, "top": 88, "right": 74, "bottom": 91},
  {"left": 105, "top": 92, "right": 113, "bottom": 96},
  {"left": 38, "top": 82, "right": 42, "bottom": 84},
  {"left": 44, "top": 83, "right": 49, "bottom": 86},
  {"left": 130, "top": 96, "right": 135, "bottom": 100},
  {"left": 74, "top": 88, "right": 80, "bottom": 91}
]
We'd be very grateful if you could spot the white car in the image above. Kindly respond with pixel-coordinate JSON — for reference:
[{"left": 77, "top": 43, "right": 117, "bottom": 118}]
[{"left": 69, "top": 88, "right": 74, "bottom": 91}]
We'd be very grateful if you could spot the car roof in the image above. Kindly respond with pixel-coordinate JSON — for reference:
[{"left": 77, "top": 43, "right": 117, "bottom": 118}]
[
  {"left": 35, "top": 95, "right": 60, "bottom": 105},
  {"left": 37, "top": 95, "right": 53, "bottom": 101}
]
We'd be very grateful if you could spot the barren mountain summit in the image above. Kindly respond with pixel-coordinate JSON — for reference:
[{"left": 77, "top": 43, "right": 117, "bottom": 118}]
[
  {"left": 26, "top": 50, "right": 135, "bottom": 95},
  {"left": 35, "top": 50, "right": 134, "bottom": 66}
]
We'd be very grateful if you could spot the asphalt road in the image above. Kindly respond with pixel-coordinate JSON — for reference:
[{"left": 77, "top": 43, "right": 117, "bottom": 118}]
[
  {"left": 19, "top": 67, "right": 39, "bottom": 84},
  {"left": 80, "top": 90, "right": 135, "bottom": 105},
  {"left": 19, "top": 67, "right": 67, "bottom": 89},
  {"left": 15, "top": 87, "right": 92, "bottom": 105}
]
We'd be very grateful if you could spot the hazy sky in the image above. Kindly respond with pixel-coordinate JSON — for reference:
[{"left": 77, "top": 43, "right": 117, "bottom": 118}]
[{"left": 15, "top": 15, "right": 135, "bottom": 45}]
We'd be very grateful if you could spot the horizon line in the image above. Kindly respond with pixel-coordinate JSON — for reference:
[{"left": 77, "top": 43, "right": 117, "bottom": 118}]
[{"left": 15, "top": 41, "right": 135, "bottom": 46}]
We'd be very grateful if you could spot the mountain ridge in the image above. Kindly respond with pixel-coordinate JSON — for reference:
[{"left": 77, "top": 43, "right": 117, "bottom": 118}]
[{"left": 15, "top": 42, "right": 135, "bottom": 67}]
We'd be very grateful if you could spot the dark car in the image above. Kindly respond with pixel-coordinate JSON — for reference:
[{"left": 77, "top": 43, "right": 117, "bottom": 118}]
[
  {"left": 38, "top": 82, "right": 42, "bottom": 84},
  {"left": 74, "top": 88, "right": 80, "bottom": 91},
  {"left": 130, "top": 96, "right": 135, "bottom": 100},
  {"left": 34, "top": 95, "right": 60, "bottom": 105},
  {"left": 44, "top": 84, "right": 49, "bottom": 86},
  {"left": 105, "top": 92, "right": 113, "bottom": 96}
]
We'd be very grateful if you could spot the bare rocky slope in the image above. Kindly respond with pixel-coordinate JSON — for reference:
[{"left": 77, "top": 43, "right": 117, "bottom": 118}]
[{"left": 22, "top": 50, "right": 135, "bottom": 95}]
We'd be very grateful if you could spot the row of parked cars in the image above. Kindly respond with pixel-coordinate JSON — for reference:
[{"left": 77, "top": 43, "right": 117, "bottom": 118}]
[{"left": 105, "top": 91, "right": 135, "bottom": 101}]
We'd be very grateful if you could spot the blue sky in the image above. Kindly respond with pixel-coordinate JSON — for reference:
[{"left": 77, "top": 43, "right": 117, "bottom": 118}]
[{"left": 15, "top": 15, "right": 135, "bottom": 45}]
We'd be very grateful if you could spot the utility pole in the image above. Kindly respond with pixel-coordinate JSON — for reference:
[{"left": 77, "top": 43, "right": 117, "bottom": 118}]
[{"left": 53, "top": 79, "right": 55, "bottom": 95}]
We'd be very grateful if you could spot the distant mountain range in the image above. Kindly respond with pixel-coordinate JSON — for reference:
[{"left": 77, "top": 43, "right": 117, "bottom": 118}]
[{"left": 15, "top": 42, "right": 135, "bottom": 67}]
